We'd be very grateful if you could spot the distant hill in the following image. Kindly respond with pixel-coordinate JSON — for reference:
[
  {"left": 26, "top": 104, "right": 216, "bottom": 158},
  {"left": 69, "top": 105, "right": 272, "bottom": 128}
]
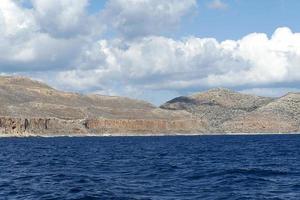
[
  {"left": 0, "top": 76, "right": 299, "bottom": 136},
  {"left": 161, "top": 88, "right": 300, "bottom": 133}
]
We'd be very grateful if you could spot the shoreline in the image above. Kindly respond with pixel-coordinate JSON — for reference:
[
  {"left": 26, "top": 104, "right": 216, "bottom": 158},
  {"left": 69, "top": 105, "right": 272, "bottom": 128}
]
[{"left": 0, "top": 132, "right": 299, "bottom": 138}]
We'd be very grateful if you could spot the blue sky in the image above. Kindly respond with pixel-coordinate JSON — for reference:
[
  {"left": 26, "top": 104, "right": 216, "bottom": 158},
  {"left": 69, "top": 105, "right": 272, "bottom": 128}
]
[
  {"left": 211, "top": 0, "right": 299, "bottom": 41},
  {"left": 87, "top": 0, "right": 106, "bottom": 13},
  {"left": 87, "top": 0, "right": 300, "bottom": 41},
  {"left": 188, "top": 0, "right": 300, "bottom": 40},
  {"left": 1, "top": 0, "right": 300, "bottom": 105}
]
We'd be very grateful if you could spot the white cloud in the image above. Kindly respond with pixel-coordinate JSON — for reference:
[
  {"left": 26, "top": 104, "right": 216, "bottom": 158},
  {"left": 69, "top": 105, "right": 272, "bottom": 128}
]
[
  {"left": 0, "top": 0, "right": 195, "bottom": 73},
  {"left": 102, "top": 0, "right": 197, "bottom": 38},
  {"left": 55, "top": 27, "right": 300, "bottom": 103},
  {"left": 204, "top": 27, "right": 300, "bottom": 87},
  {"left": 207, "top": 0, "right": 228, "bottom": 10},
  {"left": 0, "top": 0, "right": 37, "bottom": 37},
  {"left": 0, "top": 0, "right": 102, "bottom": 72},
  {"left": 31, "top": 0, "right": 103, "bottom": 38}
]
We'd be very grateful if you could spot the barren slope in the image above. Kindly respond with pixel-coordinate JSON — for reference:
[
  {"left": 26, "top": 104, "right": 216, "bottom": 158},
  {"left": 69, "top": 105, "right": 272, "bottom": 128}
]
[
  {"left": 160, "top": 88, "right": 273, "bottom": 131},
  {"left": 222, "top": 93, "right": 300, "bottom": 133},
  {"left": 0, "top": 76, "right": 192, "bottom": 120}
]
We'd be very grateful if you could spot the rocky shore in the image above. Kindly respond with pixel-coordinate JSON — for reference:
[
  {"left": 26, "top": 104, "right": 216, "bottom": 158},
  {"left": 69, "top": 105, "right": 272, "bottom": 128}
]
[{"left": 0, "top": 76, "right": 299, "bottom": 136}]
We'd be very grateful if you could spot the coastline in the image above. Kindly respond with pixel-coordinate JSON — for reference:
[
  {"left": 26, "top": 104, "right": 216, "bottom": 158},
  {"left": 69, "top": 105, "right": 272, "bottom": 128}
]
[
  {"left": 1, "top": 132, "right": 299, "bottom": 138},
  {"left": 0, "top": 76, "right": 299, "bottom": 136}
]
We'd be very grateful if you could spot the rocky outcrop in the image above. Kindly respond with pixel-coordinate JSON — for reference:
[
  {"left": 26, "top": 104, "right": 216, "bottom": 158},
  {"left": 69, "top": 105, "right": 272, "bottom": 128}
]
[
  {"left": 0, "top": 117, "right": 207, "bottom": 136},
  {"left": 0, "top": 117, "right": 87, "bottom": 136}
]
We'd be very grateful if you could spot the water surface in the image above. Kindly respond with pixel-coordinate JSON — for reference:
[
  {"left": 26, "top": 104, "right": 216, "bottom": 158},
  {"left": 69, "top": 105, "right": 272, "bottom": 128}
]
[{"left": 0, "top": 135, "right": 300, "bottom": 199}]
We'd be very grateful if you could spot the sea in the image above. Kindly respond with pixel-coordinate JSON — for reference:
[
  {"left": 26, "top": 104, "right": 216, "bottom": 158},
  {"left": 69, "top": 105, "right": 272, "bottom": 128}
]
[{"left": 0, "top": 135, "right": 300, "bottom": 200}]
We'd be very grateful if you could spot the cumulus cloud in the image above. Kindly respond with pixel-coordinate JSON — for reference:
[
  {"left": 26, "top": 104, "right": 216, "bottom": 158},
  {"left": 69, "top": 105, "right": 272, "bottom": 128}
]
[
  {"left": 31, "top": 0, "right": 103, "bottom": 38},
  {"left": 0, "top": 0, "right": 36, "bottom": 37},
  {"left": 0, "top": 0, "right": 195, "bottom": 72},
  {"left": 56, "top": 27, "right": 300, "bottom": 102},
  {"left": 204, "top": 27, "right": 300, "bottom": 87},
  {"left": 0, "top": 0, "right": 102, "bottom": 72},
  {"left": 102, "top": 0, "right": 197, "bottom": 38}
]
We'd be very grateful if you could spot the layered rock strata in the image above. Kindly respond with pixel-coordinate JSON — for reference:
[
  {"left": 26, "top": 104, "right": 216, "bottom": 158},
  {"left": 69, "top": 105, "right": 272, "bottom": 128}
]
[{"left": 0, "top": 117, "right": 207, "bottom": 136}]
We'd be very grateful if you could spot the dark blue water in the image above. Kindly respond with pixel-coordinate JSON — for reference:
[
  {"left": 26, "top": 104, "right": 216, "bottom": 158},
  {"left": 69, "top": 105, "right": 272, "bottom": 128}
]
[{"left": 1, "top": 135, "right": 300, "bottom": 200}]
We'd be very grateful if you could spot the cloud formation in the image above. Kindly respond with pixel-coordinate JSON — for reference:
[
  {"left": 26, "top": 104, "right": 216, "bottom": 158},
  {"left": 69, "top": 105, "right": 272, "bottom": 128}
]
[
  {"left": 0, "top": 0, "right": 300, "bottom": 104},
  {"left": 31, "top": 0, "right": 95, "bottom": 37},
  {"left": 102, "top": 0, "right": 197, "bottom": 38},
  {"left": 57, "top": 27, "right": 300, "bottom": 94},
  {"left": 0, "top": 0, "right": 96, "bottom": 71}
]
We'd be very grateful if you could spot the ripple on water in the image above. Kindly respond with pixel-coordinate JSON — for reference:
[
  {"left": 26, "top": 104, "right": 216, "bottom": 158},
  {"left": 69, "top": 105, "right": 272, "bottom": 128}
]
[{"left": 0, "top": 135, "right": 299, "bottom": 199}]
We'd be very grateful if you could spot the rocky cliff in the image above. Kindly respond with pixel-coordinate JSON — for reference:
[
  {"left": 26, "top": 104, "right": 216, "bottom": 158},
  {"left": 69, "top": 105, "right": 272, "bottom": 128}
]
[{"left": 0, "top": 76, "right": 299, "bottom": 136}]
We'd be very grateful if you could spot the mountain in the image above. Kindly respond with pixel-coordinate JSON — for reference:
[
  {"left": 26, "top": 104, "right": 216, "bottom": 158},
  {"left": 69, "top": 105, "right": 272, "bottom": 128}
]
[{"left": 0, "top": 76, "right": 299, "bottom": 136}]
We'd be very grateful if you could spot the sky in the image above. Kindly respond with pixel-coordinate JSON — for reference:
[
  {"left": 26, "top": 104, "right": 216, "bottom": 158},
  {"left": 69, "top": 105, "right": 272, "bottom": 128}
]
[{"left": 1, "top": 0, "right": 300, "bottom": 105}]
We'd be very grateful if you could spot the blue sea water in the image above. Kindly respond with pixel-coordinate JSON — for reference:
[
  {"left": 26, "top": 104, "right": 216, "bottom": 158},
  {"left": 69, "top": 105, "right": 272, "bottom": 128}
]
[{"left": 0, "top": 135, "right": 300, "bottom": 200}]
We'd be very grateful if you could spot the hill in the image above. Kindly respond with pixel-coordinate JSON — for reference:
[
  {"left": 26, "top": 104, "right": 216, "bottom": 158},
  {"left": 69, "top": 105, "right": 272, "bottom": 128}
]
[
  {"left": 0, "top": 76, "right": 205, "bottom": 136},
  {"left": 161, "top": 88, "right": 300, "bottom": 133},
  {"left": 221, "top": 92, "right": 300, "bottom": 133}
]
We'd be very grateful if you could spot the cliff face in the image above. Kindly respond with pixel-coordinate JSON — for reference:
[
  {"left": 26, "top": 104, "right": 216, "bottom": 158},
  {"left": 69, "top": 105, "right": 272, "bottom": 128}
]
[
  {"left": 84, "top": 119, "right": 207, "bottom": 135},
  {"left": 0, "top": 117, "right": 207, "bottom": 136},
  {"left": 0, "top": 117, "right": 88, "bottom": 136},
  {"left": 0, "top": 76, "right": 299, "bottom": 136}
]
